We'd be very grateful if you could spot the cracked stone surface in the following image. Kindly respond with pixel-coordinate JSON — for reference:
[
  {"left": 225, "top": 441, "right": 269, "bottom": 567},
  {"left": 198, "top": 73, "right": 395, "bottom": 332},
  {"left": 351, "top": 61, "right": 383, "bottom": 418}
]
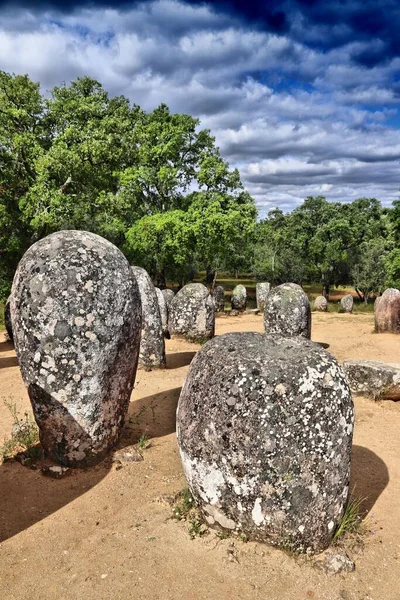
[
  {"left": 162, "top": 288, "right": 175, "bottom": 308},
  {"left": 4, "top": 295, "right": 13, "bottom": 341},
  {"left": 213, "top": 286, "right": 225, "bottom": 312},
  {"left": 256, "top": 283, "right": 270, "bottom": 312},
  {"left": 177, "top": 332, "right": 354, "bottom": 552},
  {"left": 155, "top": 287, "right": 169, "bottom": 339},
  {"left": 374, "top": 288, "right": 400, "bottom": 334},
  {"left": 264, "top": 283, "right": 311, "bottom": 339},
  {"left": 231, "top": 285, "right": 247, "bottom": 312},
  {"left": 343, "top": 359, "right": 400, "bottom": 400},
  {"left": 168, "top": 283, "right": 215, "bottom": 342},
  {"left": 11, "top": 230, "right": 142, "bottom": 468},
  {"left": 314, "top": 296, "right": 328, "bottom": 312},
  {"left": 340, "top": 294, "right": 353, "bottom": 313},
  {"left": 132, "top": 267, "right": 166, "bottom": 371}
]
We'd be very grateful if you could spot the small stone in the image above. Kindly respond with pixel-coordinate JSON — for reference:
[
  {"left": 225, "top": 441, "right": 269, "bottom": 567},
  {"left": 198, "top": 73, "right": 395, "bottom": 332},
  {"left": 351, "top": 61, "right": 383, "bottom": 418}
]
[
  {"left": 168, "top": 283, "right": 215, "bottom": 342},
  {"left": 256, "top": 283, "right": 270, "bottom": 312},
  {"left": 155, "top": 287, "right": 170, "bottom": 339},
  {"left": 342, "top": 359, "right": 400, "bottom": 400},
  {"left": 314, "top": 296, "right": 328, "bottom": 312},
  {"left": 340, "top": 295, "right": 354, "bottom": 313},
  {"left": 264, "top": 283, "right": 311, "bottom": 339},
  {"left": 132, "top": 266, "right": 166, "bottom": 370},
  {"left": 113, "top": 446, "right": 144, "bottom": 462},
  {"left": 374, "top": 288, "right": 400, "bottom": 334},
  {"left": 161, "top": 288, "right": 175, "bottom": 308},
  {"left": 4, "top": 296, "right": 13, "bottom": 341},
  {"left": 314, "top": 551, "right": 355, "bottom": 575},
  {"left": 213, "top": 286, "right": 225, "bottom": 312},
  {"left": 231, "top": 285, "right": 247, "bottom": 312},
  {"left": 41, "top": 465, "right": 71, "bottom": 478}
]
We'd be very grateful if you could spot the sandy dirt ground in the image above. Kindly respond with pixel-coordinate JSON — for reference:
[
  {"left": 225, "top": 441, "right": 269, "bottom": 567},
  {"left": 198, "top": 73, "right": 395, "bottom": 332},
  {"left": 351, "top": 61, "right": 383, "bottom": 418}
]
[{"left": 0, "top": 312, "right": 400, "bottom": 600}]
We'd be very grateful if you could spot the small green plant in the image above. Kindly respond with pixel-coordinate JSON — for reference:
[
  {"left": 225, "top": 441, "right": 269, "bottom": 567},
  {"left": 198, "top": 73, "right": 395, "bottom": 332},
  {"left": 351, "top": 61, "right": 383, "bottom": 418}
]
[
  {"left": 138, "top": 431, "right": 151, "bottom": 450},
  {"left": 0, "top": 399, "right": 40, "bottom": 461},
  {"left": 333, "top": 494, "right": 366, "bottom": 541},
  {"left": 172, "top": 489, "right": 208, "bottom": 539}
]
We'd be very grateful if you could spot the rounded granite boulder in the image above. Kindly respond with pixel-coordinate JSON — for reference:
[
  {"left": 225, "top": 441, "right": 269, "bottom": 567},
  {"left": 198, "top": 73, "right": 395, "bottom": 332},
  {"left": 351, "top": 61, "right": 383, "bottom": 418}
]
[
  {"left": 374, "top": 288, "right": 400, "bottom": 334},
  {"left": 155, "top": 287, "right": 170, "bottom": 339},
  {"left": 231, "top": 284, "right": 247, "bottom": 312},
  {"left": 213, "top": 286, "right": 225, "bottom": 312},
  {"left": 340, "top": 294, "right": 353, "bottom": 313},
  {"left": 256, "top": 282, "right": 270, "bottom": 312},
  {"left": 4, "top": 295, "right": 13, "bottom": 341},
  {"left": 11, "top": 230, "right": 142, "bottom": 468},
  {"left": 162, "top": 288, "right": 175, "bottom": 308},
  {"left": 177, "top": 332, "right": 354, "bottom": 552},
  {"left": 132, "top": 267, "right": 166, "bottom": 370},
  {"left": 264, "top": 283, "right": 311, "bottom": 339},
  {"left": 314, "top": 296, "right": 328, "bottom": 312},
  {"left": 169, "top": 283, "right": 215, "bottom": 342}
]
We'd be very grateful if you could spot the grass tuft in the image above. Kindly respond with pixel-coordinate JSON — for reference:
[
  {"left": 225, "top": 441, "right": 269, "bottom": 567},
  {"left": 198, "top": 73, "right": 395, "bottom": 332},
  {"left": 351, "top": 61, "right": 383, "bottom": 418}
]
[
  {"left": 333, "top": 494, "right": 367, "bottom": 541},
  {"left": 0, "top": 399, "right": 41, "bottom": 461}
]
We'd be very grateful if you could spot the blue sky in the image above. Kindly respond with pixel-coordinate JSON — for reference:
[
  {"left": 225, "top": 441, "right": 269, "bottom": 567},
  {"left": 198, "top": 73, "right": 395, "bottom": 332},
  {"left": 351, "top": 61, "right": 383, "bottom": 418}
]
[{"left": 0, "top": 0, "right": 399, "bottom": 217}]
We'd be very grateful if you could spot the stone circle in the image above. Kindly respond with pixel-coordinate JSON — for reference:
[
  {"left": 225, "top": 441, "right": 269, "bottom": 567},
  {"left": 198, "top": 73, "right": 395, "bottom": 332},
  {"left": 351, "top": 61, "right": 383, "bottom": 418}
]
[
  {"left": 213, "top": 286, "right": 225, "bottom": 312},
  {"left": 264, "top": 283, "right": 311, "bottom": 338},
  {"left": 314, "top": 296, "right": 328, "bottom": 312},
  {"left": 374, "top": 288, "right": 400, "bottom": 334},
  {"left": 256, "top": 282, "right": 270, "bottom": 311},
  {"left": 168, "top": 283, "right": 215, "bottom": 342},
  {"left": 231, "top": 284, "right": 247, "bottom": 312},
  {"left": 340, "top": 294, "right": 353, "bottom": 313}
]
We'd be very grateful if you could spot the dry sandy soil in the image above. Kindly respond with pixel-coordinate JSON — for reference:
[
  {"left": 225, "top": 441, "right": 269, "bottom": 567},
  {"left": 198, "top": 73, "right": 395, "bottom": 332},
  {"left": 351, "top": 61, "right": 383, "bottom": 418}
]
[{"left": 0, "top": 312, "right": 400, "bottom": 600}]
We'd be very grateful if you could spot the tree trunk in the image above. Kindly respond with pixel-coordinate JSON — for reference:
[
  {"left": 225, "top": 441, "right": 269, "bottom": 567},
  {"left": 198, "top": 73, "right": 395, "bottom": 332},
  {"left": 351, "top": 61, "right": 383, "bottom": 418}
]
[
  {"left": 206, "top": 267, "right": 215, "bottom": 291},
  {"left": 156, "top": 268, "right": 166, "bottom": 290},
  {"left": 322, "top": 283, "right": 330, "bottom": 300}
]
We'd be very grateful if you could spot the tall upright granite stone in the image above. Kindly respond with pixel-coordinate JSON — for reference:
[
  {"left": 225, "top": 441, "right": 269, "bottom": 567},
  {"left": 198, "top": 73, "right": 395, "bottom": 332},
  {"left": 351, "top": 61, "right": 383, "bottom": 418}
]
[
  {"left": 155, "top": 287, "right": 170, "bottom": 339},
  {"left": 264, "top": 283, "right": 311, "bottom": 339},
  {"left": 213, "top": 286, "right": 225, "bottom": 312},
  {"left": 4, "top": 296, "right": 13, "bottom": 341},
  {"left": 177, "top": 332, "right": 354, "bottom": 552},
  {"left": 231, "top": 284, "right": 247, "bottom": 312},
  {"left": 132, "top": 266, "right": 166, "bottom": 370},
  {"left": 256, "top": 282, "right": 270, "bottom": 311},
  {"left": 375, "top": 288, "right": 400, "bottom": 334},
  {"left": 340, "top": 294, "right": 353, "bottom": 313},
  {"left": 162, "top": 288, "right": 175, "bottom": 308},
  {"left": 11, "top": 231, "right": 142, "bottom": 468},
  {"left": 169, "top": 283, "right": 215, "bottom": 342},
  {"left": 314, "top": 296, "right": 328, "bottom": 312}
]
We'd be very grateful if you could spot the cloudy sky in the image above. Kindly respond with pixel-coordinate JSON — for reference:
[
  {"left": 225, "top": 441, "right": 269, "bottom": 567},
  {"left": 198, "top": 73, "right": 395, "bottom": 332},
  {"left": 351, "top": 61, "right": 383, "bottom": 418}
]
[{"left": 1, "top": 0, "right": 400, "bottom": 216}]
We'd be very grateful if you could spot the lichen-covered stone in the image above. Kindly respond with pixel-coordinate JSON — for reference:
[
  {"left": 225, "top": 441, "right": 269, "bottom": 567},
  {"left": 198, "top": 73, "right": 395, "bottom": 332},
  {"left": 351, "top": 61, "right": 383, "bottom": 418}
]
[
  {"left": 231, "top": 284, "right": 247, "bottom": 312},
  {"left": 374, "top": 288, "right": 400, "bottom": 334},
  {"left": 177, "top": 332, "right": 354, "bottom": 552},
  {"left": 155, "top": 287, "right": 170, "bottom": 339},
  {"left": 213, "top": 286, "right": 225, "bottom": 312},
  {"left": 132, "top": 266, "right": 166, "bottom": 370},
  {"left": 11, "top": 230, "right": 141, "bottom": 468},
  {"left": 162, "top": 288, "right": 175, "bottom": 308},
  {"left": 264, "top": 283, "right": 311, "bottom": 339},
  {"left": 343, "top": 359, "right": 400, "bottom": 400},
  {"left": 314, "top": 296, "right": 328, "bottom": 312},
  {"left": 4, "top": 295, "right": 13, "bottom": 341},
  {"left": 169, "top": 283, "right": 215, "bottom": 342},
  {"left": 340, "top": 294, "right": 353, "bottom": 313},
  {"left": 256, "top": 283, "right": 270, "bottom": 311}
]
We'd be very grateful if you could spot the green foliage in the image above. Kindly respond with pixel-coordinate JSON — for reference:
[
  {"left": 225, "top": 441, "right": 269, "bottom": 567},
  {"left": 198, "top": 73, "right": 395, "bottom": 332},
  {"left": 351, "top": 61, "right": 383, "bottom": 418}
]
[
  {"left": 0, "top": 399, "right": 40, "bottom": 461},
  {"left": 172, "top": 488, "right": 208, "bottom": 539},
  {"left": 333, "top": 495, "right": 366, "bottom": 541}
]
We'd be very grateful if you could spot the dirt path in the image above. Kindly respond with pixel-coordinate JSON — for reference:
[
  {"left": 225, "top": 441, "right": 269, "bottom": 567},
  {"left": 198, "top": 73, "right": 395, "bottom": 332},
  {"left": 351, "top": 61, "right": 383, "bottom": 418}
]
[{"left": 1, "top": 313, "right": 400, "bottom": 600}]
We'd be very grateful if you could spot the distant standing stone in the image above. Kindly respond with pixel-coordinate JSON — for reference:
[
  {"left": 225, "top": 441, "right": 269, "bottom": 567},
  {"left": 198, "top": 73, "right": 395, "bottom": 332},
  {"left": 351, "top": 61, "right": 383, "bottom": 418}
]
[
  {"left": 374, "top": 288, "right": 400, "bottom": 334},
  {"left": 132, "top": 266, "right": 166, "bottom": 370},
  {"left": 314, "top": 296, "right": 328, "bottom": 312},
  {"left": 340, "top": 294, "right": 353, "bottom": 313},
  {"left": 343, "top": 359, "right": 400, "bottom": 401},
  {"left": 264, "top": 283, "right": 311, "bottom": 339},
  {"left": 162, "top": 288, "right": 175, "bottom": 308},
  {"left": 231, "top": 284, "right": 247, "bottom": 312},
  {"left": 177, "top": 332, "right": 354, "bottom": 552},
  {"left": 213, "top": 286, "right": 225, "bottom": 312},
  {"left": 11, "top": 230, "right": 142, "bottom": 468},
  {"left": 4, "top": 295, "right": 13, "bottom": 341},
  {"left": 155, "top": 287, "right": 170, "bottom": 339},
  {"left": 169, "top": 283, "right": 215, "bottom": 342},
  {"left": 256, "top": 282, "right": 270, "bottom": 311}
]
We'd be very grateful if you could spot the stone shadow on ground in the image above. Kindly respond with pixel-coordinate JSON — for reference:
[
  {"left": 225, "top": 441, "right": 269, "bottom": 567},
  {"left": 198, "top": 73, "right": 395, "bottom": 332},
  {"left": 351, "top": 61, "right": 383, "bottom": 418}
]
[
  {"left": 126, "top": 387, "right": 182, "bottom": 440},
  {"left": 0, "top": 339, "right": 14, "bottom": 354},
  {"left": 350, "top": 445, "right": 389, "bottom": 513},
  {"left": 0, "top": 356, "right": 18, "bottom": 369},
  {"left": 166, "top": 352, "right": 196, "bottom": 369}
]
